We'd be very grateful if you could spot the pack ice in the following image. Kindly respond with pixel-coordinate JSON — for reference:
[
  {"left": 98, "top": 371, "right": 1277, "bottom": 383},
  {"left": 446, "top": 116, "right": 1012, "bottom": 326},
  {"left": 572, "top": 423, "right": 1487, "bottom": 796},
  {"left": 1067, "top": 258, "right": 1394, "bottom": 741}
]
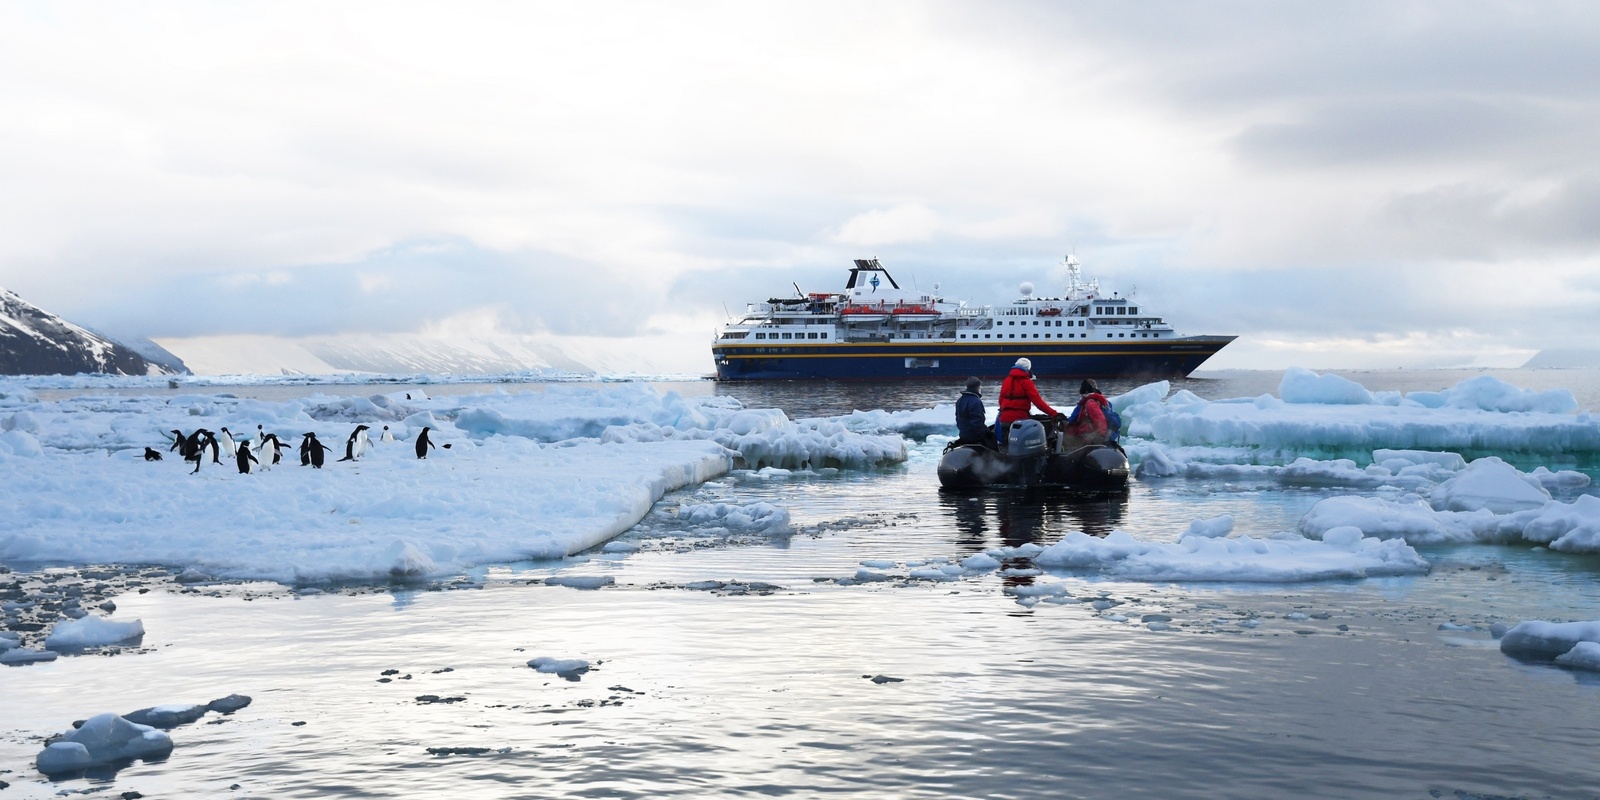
[{"left": 0, "top": 383, "right": 902, "bottom": 582}]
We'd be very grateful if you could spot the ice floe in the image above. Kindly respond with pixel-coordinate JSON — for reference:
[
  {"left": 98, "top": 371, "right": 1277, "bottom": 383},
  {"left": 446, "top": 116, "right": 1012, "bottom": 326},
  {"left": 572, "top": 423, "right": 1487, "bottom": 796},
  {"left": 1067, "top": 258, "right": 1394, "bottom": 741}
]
[
  {"left": 0, "top": 383, "right": 918, "bottom": 581},
  {"left": 44, "top": 615, "right": 145, "bottom": 650},
  {"left": 36, "top": 713, "right": 173, "bottom": 776},
  {"left": 1120, "top": 369, "right": 1600, "bottom": 454},
  {"left": 1031, "top": 528, "right": 1429, "bottom": 582}
]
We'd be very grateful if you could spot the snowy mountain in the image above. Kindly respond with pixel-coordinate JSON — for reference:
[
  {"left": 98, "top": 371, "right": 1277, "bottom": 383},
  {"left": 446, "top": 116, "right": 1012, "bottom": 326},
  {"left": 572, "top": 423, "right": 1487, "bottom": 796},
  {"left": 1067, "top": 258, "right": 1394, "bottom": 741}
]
[
  {"left": 1522, "top": 349, "right": 1600, "bottom": 369},
  {"left": 0, "top": 288, "right": 184, "bottom": 376},
  {"left": 157, "top": 331, "right": 711, "bottom": 376}
]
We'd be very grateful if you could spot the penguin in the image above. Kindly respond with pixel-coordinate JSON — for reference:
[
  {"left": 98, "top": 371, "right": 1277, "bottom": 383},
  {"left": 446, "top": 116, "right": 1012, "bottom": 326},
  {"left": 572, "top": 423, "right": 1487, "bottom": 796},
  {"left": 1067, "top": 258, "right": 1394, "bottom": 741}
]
[
  {"left": 189, "top": 430, "right": 211, "bottom": 474},
  {"left": 415, "top": 426, "right": 436, "bottom": 459},
  {"left": 254, "top": 434, "right": 276, "bottom": 471},
  {"left": 339, "top": 425, "right": 370, "bottom": 462},
  {"left": 218, "top": 427, "right": 237, "bottom": 458},
  {"left": 298, "top": 434, "right": 312, "bottom": 466},
  {"left": 143, "top": 447, "right": 163, "bottom": 462},
  {"left": 236, "top": 442, "right": 259, "bottom": 474},
  {"left": 180, "top": 429, "right": 205, "bottom": 462},
  {"left": 306, "top": 432, "right": 332, "bottom": 468},
  {"left": 354, "top": 425, "right": 371, "bottom": 459},
  {"left": 202, "top": 430, "right": 221, "bottom": 464},
  {"left": 259, "top": 433, "right": 290, "bottom": 466},
  {"left": 169, "top": 429, "right": 186, "bottom": 456},
  {"left": 380, "top": 425, "right": 395, "bottom": 444}
]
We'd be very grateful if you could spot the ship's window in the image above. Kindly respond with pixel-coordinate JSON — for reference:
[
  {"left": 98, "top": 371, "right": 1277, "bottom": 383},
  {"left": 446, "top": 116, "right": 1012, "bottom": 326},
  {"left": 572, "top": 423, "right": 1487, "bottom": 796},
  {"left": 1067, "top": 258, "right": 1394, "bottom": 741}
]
[
  {"left": 959, "top": 334, "right": 966, "bottom": 339},
  {"left": 1130, "top": 307, "right": 1138, "bottom": 314},
  {"left": 1152, "top": 333, "right": 1158, "bottom": 338},
  {"left": 756, "top": 333, "right": 766, "bottom": 339},
  {"left": 781, "top": 333, "right": 792, "bottom": 340},
  {"left": 1118, "top": 307, "right": 1127, "bottom": 315},
  {"left": 1106, "top": 334, "right": 1112, "bottom": 338},
  {"left": 1119, "top": 333, "right": 1125, "bottom": 338},
  {"left": 984, "top": 334, "right": 991, "bottom": 339},
  {"left": 820, "top": 332, "right": 828, "bottom": 339},
  {"left": 1009, "top": 334, "right": 1015, "bottom": 339},
  {"left": 807, "top": 332, "right": 818, "bottom": 339}
]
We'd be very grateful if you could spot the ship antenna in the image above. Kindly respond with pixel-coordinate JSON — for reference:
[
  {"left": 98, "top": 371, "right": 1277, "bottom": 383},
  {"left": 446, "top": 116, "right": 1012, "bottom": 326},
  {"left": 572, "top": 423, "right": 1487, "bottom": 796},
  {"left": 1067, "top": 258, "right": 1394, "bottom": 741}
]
[
  {"left": 794, "top": 282, "right": 803, "bottom": 298},
  {"left": 722, "top": 301, "right": 731, "bottom": 322}
]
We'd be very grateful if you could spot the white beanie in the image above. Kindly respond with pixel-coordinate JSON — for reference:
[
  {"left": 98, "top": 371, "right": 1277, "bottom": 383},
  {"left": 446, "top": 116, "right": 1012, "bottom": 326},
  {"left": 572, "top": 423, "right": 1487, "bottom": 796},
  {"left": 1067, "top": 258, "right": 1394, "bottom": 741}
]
[{"left": 1014, "top": 357, "right": 1032, "bottom": 371}]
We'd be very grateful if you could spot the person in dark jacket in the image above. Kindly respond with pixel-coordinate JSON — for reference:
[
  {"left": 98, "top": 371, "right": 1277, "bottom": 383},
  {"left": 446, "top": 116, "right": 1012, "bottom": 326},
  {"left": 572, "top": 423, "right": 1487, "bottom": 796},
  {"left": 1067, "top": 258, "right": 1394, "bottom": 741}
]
[
  {"left": 954, "top": 376, "right": 998, "bottom": 449},
  {"left": 995, "top": 358, "right": 1061, "bottom": 445}
]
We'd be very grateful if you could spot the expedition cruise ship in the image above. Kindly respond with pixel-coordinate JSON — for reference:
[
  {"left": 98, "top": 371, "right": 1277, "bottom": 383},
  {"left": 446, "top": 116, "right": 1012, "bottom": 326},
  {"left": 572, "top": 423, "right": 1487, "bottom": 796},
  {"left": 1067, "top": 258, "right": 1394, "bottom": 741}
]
[{"left": 711, "top": 256, "right": 1234, "bottom": 381}]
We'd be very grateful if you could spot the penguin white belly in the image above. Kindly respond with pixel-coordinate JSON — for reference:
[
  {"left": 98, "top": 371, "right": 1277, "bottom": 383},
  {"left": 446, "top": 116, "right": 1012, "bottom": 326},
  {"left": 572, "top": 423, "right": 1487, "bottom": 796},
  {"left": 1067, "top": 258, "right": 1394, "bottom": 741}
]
[
  {"left": 355, "top": 430, "right": 371, "bottom": 458},
  {"left": 381, "top": 429, "right": 395, "bottom": 444},
  {"left": 220, "top": 433, "right": 237, "bottom": 457}
]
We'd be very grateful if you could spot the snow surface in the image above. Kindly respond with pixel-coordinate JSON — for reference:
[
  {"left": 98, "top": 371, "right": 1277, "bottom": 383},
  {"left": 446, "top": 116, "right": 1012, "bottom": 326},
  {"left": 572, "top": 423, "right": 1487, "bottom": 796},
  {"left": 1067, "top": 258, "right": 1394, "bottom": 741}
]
[{"left": 0, "top": 384, "right": 906, "bottom": 582}]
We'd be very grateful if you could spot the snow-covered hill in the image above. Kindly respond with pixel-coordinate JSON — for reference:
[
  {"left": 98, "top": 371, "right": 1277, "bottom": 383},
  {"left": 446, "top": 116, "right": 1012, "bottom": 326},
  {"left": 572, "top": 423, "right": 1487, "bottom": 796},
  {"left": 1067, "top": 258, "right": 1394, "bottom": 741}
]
[{"left": 0, "top": 288, "right": 183, "bottom": 376}]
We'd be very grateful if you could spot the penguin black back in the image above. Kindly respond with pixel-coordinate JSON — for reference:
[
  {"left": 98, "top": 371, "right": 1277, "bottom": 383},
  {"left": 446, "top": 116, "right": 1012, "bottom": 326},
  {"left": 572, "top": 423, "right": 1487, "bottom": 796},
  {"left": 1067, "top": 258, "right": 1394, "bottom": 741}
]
[
  {"left": 236, "top": 442, "right": 258, "bottom": 474},
  {"left": 308, "top": 433, "right": 331, "bottom": 468},
  {"left": 415, "top": 427, "right": 435, "bottom": 459},
  {"left": 143, "top": 447, "right": 162, "bottom": 462}
]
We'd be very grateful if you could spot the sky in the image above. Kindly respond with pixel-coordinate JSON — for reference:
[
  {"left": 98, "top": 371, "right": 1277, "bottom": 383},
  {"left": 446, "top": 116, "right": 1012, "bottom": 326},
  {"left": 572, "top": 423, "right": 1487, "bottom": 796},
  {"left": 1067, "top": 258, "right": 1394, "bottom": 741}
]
[{"left": 2, "top": 1, "right": 1598, "bottom": 373}]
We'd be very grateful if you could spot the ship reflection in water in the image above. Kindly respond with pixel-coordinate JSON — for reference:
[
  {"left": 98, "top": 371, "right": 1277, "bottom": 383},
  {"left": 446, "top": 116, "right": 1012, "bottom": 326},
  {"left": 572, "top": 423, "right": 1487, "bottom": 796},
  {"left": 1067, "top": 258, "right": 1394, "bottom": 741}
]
[{"left": 941, "top": 488, "right": 1128, "bottom": 552}]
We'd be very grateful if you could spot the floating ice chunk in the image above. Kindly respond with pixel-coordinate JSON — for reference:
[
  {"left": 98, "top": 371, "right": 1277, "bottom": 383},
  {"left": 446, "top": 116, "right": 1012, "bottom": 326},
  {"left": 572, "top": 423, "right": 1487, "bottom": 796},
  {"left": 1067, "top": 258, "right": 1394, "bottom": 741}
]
[
  {"left": 1372, "top": 450, "right": 1467, "bottom": 470},
  {"left": 1181, "top": 515, "right": 1234, "bottom": 540},
  {"left": 527, "top": 657, "right": 590, "bottom": 676},
  {"left": 44, "top": 615, "right": 144, "bottom": 650},
  {"left": 909, "top": 567, "right": 959, "bottom": 582},
  {"left": 1520, "top": 495, "right": 1600, "bottom": 552},
  {"left": 1, "top": 647, "right": 57, "bottom": 664},
  {"left": 677, "top": 502, "right": 791, "bottom": 534},
  {"left": 1527, "top": 466, "right": 1592, "bottom": 490},
  {"left": 1034, "top": 529, "right": 1429, "bottom": 582},
  {"left": 35, "top": 713, "right": 173, "bottom": 776},
  {"left": 1499, "top": 620, "right": 1600, "bottom": 657},
  {"left": 959, "top": 553, "right": 1001, "bottom": 571},
  {"left": 1298, "top": 496, "right": 1502, "bottom": 544},
  {"left": 1279, "top": 367, "right": 1375, "bottom": 405},
  {"left": 123, "top": 704, "right": 208, "bottom": 728},
  {"left": 1429, "top": 457, "right": 1550, "bottom": 514},
  {"left": 601, "top": 541, "right": 640, "bottom": 553},
  {"left": 1004, "top": 583, "right": 1071, "bottom": 597},
  {"left": 1407, "top": 375, "right": 1578, "bottom": 414},
  {"left": 859, "top": 560, "right": 896, "bottom": 569},
  {"left": 1555, "top": 641, "right": 1600, "bottom": 671},
  {"left": 545, "top": 576, "right": 614, "bottom": 589}
]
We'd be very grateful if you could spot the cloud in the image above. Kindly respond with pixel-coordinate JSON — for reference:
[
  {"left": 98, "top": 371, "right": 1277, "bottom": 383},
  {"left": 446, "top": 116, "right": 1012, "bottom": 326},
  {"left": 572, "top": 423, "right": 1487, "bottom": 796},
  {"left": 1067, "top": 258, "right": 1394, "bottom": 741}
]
[
  {"left": 829, "top": 204, "right": 942, "bottom": 246},
  {"left": 3, "top": 1, "right": 1600, "bottom": 370}
]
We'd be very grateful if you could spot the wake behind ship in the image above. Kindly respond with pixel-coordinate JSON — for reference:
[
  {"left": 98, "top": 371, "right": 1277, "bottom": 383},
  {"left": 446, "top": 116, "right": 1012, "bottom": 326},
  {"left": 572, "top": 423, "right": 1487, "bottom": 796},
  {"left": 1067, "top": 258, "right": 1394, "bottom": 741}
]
[{"left": 712, "top": 256, "right": 1234, "bottom": 381}]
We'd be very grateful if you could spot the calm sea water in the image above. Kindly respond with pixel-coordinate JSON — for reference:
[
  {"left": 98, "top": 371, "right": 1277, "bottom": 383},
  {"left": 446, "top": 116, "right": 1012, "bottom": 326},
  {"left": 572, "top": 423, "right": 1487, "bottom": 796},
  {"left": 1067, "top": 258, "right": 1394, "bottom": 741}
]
[{"left": 6, "top": 369, "right": 1600, "bottom": 798}]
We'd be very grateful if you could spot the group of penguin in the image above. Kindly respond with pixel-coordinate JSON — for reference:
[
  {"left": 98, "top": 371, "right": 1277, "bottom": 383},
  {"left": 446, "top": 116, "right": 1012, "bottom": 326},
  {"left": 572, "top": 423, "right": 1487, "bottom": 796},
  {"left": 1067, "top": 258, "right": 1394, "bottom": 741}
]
[{"left": 144, "top": 424, "right": 443, "bottom": 474}]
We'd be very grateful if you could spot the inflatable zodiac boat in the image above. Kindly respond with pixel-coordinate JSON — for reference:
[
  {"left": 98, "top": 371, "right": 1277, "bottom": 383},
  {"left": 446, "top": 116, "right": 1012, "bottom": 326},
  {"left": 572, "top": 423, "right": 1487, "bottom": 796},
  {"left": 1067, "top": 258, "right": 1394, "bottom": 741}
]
[{"left": 937, "top": 416, "right": 1129, "bottom": 491}]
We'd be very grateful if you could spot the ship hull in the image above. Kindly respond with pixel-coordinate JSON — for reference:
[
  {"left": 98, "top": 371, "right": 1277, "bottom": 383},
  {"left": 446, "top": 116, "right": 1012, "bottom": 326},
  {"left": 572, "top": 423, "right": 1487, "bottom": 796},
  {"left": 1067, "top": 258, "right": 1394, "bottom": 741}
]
[{"left": 712, "top": 336, "right": 1235, "bottom": 381}]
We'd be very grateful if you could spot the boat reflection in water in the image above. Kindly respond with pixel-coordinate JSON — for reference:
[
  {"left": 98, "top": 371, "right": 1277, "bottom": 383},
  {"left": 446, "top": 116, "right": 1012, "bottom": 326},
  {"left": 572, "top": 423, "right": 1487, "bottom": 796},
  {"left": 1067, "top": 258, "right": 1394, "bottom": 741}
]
[{"left": 941, "top": 488, "right": 1129, "bottom": 552}]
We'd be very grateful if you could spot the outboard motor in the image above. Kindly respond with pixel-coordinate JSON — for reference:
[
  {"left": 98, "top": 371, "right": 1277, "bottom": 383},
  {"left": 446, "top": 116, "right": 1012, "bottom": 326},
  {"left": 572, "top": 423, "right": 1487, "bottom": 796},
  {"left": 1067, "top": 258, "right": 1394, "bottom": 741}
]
[{"left": 1006, "top": 419, "right": 1047, "bottom": 458}]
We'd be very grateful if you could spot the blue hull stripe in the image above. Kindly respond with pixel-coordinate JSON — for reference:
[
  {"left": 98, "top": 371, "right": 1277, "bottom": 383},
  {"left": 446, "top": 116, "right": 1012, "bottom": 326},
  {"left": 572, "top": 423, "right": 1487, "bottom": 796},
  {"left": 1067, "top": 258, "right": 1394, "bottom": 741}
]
[{"left": 712, "top": 337, "right": 1235, "bottom": 380}]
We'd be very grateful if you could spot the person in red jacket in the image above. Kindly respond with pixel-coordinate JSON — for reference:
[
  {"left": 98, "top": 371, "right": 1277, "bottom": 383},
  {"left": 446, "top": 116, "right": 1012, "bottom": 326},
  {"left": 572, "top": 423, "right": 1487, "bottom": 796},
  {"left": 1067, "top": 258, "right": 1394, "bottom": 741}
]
[
  {"left": 995, "top": 358, "right": 1061, "bottom": 445},
  {"left": 1063, "top": 378, "right": 1111, "bottom": 447}
]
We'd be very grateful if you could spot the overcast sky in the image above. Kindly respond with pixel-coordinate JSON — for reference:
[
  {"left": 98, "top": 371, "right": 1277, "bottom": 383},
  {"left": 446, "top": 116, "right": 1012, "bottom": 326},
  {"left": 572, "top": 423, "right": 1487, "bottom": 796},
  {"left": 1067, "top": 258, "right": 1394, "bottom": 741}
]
[{"left": 3, "top": 1, "right": 1597, "bottom": 371}]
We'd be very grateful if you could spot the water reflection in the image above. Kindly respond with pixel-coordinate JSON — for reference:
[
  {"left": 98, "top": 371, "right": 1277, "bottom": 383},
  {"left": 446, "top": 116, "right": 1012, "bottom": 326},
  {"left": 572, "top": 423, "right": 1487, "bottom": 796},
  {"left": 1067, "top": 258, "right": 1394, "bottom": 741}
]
[{"left": 939, "top": 489, "right": 1129, "bottom": 553}]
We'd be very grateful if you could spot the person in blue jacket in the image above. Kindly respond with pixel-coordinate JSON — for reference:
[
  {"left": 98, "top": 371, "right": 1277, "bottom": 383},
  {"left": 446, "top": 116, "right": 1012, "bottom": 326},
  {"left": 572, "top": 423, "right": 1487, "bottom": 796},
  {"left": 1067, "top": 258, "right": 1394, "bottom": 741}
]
[{"left": 955, "top": 376, "right": 998, "bottom": 449}]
